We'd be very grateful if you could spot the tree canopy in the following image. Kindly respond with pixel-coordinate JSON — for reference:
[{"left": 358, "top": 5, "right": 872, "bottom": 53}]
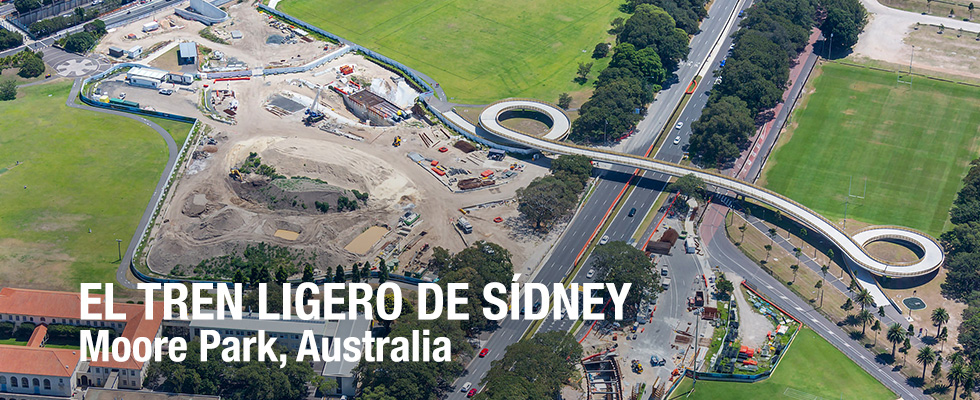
[
  {"left": 591, "top": 241, "right": 660, "bottom": 319},
  {"left": 688, "top": 95, "right": 756, "bottom": 167},
  {"left": 476, "top": 331, "right": 583, "bottom": 400},
  {"left": 436, "top": 241, "right": 514, "bottom": 332}
]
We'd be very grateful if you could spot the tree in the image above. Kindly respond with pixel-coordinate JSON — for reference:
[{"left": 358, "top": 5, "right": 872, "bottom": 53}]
[
  {"left": 576, "top": 62, "right": 593, "bottom": 81},
  {"left": 764, "top": 244, "right": 773, "bottom": 262},
  {"left": 933, "top": 355, "right": 944, "bottom": 381},
  {"left": 83, "top": 19, "right": 107, "bottom": 36},
  {"left": 668, "top": 174, "right": 706, "bottom": 201},
  {"left": 933, "top": 307, "right": 950, "bottom": 337},
  {"left": 0, "top": 79, "right": 15, "bottom": 101},
  {"left": 378, "top": 258, "right": 388, "bottom": 284},
  {"left": 939, "top": 326, "right": 949, "bottom": 352},
  {"left": 902, "top": 337, "right": 912, "bottom": 365},
  {"left": 815, "top": 280, "right": 824, "bottom": 307},
  {"left": 608, "top": 42, "right": 666, "bottom": 84},
  {"left": 790, "top": 264, "right": 799, "bottom": 283},
  {"left": 557, "top": 92, "right": 572, "bottom": 109},
  {"left": 842, "top": 298, "right": 853, "bottom": 312},
  {"left": 738, "top": 224, "right": 747, "bottom": 244},
  {"left": 18, "top": 54, "right": 44, "bottom": 78},
  {"left": 820, "top": 264, "right": 830, "bottom": 278},
  {"left": 688, "top": 95, "right": 755, "bottom": 167},
  {"left": 856, "top": 288, "right": 875, "bottom": 310},
  {"left": 569, "top": 76, "right": 650, "bottom": 143},
  {"left": 592, "top": 241, "right": 660, "bottom": 319},
  {"left": 970, "top": 2, "right": 975, "bottom": 19},
  {"left": 549, "top": 154, "right": 594, "bottom": 188},
  {"left": 361, "top": 261, "right": 372, "bottom": 282},
  {"left": 333, "top": 265, "right": 345, "bottom": 283},
  {"left": 302, "top": 264, "right": 315, "bottom": 282},
  {"left": 768, "top": 228, "right": 777, "bottom": 243},
  {"left": 517, "top": 176, "right": 578, "bottom": 229},
  {"left": 350, "top": 263, "right": 361, "bottom": 283},
  {"left": 949, "top": 361, "right": 969, "bottom": 399},
  {"left": 878, "top": 306, "right": 886, "bottom": 319},
  {"left": 63, "top": 31, "right": 96, "bottom": 54},
  {"left": 821, "top": 0, "right": 868, "bottom": 52},
  {"left": 871, "top": 319, "right": 881, "bottom": 346},
  {"left": 849, "top": 278, "right": 858, "bottom": 292},
  {"left": 274, "top": 265, "right": 289, "bottom": 283},
  {"left": 0, "top": 29, "right": 23, "bottom": 52},
  {"left": 618, "top": 4, "right": 690, "bottom": 68},
  {"left": 436, "top": 241, "right": 514, "bottom": 332},
  {"left": 918, "top": 346, "right": 936, "bottom": 381},
  {"left": 858, "top": 309, "right": 874, "bottom": 336},
  {"left": 478, "top": 331, "right": 583, "bottom": 399},
  {"left": 716, "top": 273, "right": 734, "bottom": 300},
  {"left": 14, "top": 0, "right": 41, "bottom": 13},
  {"left": 592, "top": 42, "right": 610, "bottom": 58},
  {"left": 610, "top": 17, "right": 625, "bottom": 34},
  {"left": 887, "top": 323, "right": 906, "bottom": 357}
]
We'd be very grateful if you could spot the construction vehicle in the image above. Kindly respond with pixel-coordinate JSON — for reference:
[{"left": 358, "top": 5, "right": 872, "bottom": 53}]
[
  {"left": 229, "top": 169, "right": 244, "bottom": 181},
  {"left": 303, "top": 86, "right": 324, "bottom": 126},
  {"left": 393, "top": 136, "right": 402, "bottom": 147}
]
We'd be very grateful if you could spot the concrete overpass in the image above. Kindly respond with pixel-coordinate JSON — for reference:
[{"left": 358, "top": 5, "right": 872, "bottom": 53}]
[{"left": 478, "top": 99, "right": 944, "bottom": 279}]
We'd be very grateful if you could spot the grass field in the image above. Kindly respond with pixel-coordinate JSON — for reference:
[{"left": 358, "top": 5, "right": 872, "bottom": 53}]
[
  {"left": 670, "top": 328, "right": 895, "bottom": 400},
  {"left": 0, "top": 82, "right": 191, "bottom": 291},
  {"left": 761, "top": 63, "right": 980, "bottom": 236},
  {"left": 277, "top": 0, "right": 623, "bottom": 104}
]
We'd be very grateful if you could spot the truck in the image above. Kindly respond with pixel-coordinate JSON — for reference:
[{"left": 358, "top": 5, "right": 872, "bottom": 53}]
[
  {"left": 661, "top": 277, "right": 671, "bottom": 290},
  {"left": 694, "top": 291, "right": 704, "bottom": 307},
  {"left": 685, "top": 237, "right": 696, "bottom": 254},
  {"left": 456, "top": 217, "right": 473, "bottom": 234}
]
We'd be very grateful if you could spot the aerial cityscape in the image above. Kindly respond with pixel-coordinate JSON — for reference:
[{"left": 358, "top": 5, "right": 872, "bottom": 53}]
[{"left": 0, "top": 0, "right": 978, "bottom": 398}]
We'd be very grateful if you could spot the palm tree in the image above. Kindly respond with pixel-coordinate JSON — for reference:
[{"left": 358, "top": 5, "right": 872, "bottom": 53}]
[
  {"left": 949, "top": 361, "right": 969, "bottom": 399},
  {"left": 933, "top": 307, "right": 949, "bottom": 337},
  {"left": 793, "top": 247, "right": 803, "bottom": 262},
  {"left": 815, "top": 280, "right": 824, "bottom": 307},
  {"left": 933, "top": 355, "right": 944, "bottom": 382},
  {"left": 768, "top": 228, "right": 777, "bottom": 244},
  {"left": 790, "top": 264, "right": 800, "bottom": 283},
  {"left": 878, "top": 306, "right": 886, "bottom": 319},
  {"left": 918, "top": 346, "right": 936, "bottom": 381},
  {"left": 820, "top": 264, "right": 829, "bottom": 278},
  {"left": 856, "top": 288, "right": 875, "bottom": 310},
  {"left": 800, "top": 227, "right": 807, "bottom": 246},
  {"left": 970, "top": 2, "right": 974, "bottom": 19},
  {"left": 887, "top": 323, "right": 906, "bottom": 357},
  {"left": 764, "top": 244, "right": 773, "bottom": 262},
  {"left": 739, "top": 224, "right": 747, "bottom": 244},
  {"left": 826, "top": 248, "right": 835, "bottom": 263},
  {"left": 859, "top": 309, "right": 874, "bottom": 336},
  {"left": 871, "top": 319, "right": 881, "bottom": 346}
]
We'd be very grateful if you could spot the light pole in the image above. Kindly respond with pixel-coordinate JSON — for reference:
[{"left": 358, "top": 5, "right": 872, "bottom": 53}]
[
  {"left": 116, "top": 239, "right": 123, "bottom": 262},
  {"left": 827, "top": 33, "right": 833, "bottom": 59}
]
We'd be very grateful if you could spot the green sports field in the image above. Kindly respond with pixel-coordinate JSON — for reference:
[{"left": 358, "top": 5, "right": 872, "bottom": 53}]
[
  {"left": 670, "top": 328, "right": 895, "bottom": 400},
  {"left": 277, "top": 0, "right": 623, "bottom": 104},
  {"left": 762, "top": 63, "right": 980, "bottom": 236},
  {"left": 0, "top": 82, "right": 191, "bottom": 290}
]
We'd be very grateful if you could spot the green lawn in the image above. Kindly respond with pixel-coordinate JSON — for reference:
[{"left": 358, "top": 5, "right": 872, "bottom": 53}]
[
  {"left": 670, "top": 328, "right": 895, "bottom": 400},
  {"left": 0, "top": 82, "right": 191, "bottom": 290},
  {"left": 277, "top": 0, "right": 623, "bottom": 104},
  {"left": 762, "top": 63, "right": 980, "bottom": 236},
  {"left": 0, "top": 338, "right": 27, "bottom": 346}
]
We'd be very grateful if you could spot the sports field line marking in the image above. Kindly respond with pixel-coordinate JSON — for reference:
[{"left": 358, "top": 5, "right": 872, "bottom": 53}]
[{"left": 783, "top": 387, "right": 827, "bottom": 400}]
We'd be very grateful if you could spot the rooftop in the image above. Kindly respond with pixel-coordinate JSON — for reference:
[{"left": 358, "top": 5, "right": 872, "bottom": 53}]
[
  {"left": 179, "top": 42, "right": 197, "bottom": 58},
  {"left": 128, "top": 66, "right": 169, "bottom": 80},
  {"left": 0, "top": 345, "right": 80, "bottom": 377},
  {"left": 85, "top": 388, "right": 221, "bottom": 400}
]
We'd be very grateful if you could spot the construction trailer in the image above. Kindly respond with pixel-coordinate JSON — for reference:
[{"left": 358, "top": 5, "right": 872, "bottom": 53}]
[
  {"left": 108, "top": 46, "right": 124, "bottom": 57},
  {"left": 142, "top": 21, "right": 160, "bottom": 32},
  {"left": 126, "top": 66, "right": 168, "bottom": 88},
  {"left": 126, "top": 45, "right": 143, "bottom": 59}
]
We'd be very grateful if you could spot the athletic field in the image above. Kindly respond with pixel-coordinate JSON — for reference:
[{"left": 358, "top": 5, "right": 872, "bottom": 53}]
[
  {"left": 670, "top": 328, "right": 895, "bottom": 399},
  {"left": 0, "top": 82, "right": 190, "bottom": 290},
  {"left": 762, "top": 63, "right": 980, "bottom": 236},
  {"left": 277, "top": 0, "right": 623, "bottom": 104}
]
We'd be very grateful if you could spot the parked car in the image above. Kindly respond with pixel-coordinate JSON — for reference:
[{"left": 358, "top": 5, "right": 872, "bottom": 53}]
[
  {"left": 467, "top": 388, "right": 478, "bottom": 397},
  {"left": 158, "top": 88, "right": 173, "bottom": 95}
]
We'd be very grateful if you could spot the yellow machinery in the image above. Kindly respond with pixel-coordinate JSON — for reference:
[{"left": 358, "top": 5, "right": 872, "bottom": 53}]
[
  {"left": 393, "top": 136, "right": 402, "bottom": 147},
  {"left": 229, "top": 169, "right": 244, "bottom": 181}
]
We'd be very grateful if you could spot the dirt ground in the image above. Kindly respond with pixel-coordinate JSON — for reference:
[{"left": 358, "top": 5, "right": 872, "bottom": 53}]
[
  {"left": 734, "top": 281, "right": 775, "bottom": 349},
  {"left": 96, "top": 3, "right": 331, "bottom": 70},
  {"left": 107, "top": 5, "right": 559, "bottom": 279}
]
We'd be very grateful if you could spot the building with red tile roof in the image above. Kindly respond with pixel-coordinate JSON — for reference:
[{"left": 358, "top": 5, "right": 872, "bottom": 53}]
[{"left": 0, "top": 287, "right": 164, "bottom": 398}]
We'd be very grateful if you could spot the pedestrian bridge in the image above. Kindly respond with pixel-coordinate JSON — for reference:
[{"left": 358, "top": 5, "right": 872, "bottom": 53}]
[{"left": 478, "top": 99, "right": 944, "bottom": 278}]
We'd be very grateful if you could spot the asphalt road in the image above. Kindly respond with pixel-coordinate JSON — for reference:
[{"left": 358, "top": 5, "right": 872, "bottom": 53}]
[
  {"left": 704, "top": 212, "right": 928, "bottom": 400},
  {"left": 444, "top": 0, "right": 750, "bottom": 397}
]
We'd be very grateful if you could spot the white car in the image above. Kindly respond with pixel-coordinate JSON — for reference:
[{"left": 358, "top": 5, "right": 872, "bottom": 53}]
[
  {"left": 714, "top": 77, "right": 722, "bottom": 84},
  {"left": 673, "top": 136, "right": 681, "bottom": 145},
  {"left": 460, "top": 382, "right": 472, "bottom": 392},
  {"left": 674, "top": 121, "right": 684, "bottom": 130},
  {"left": 599, "top": 235, "right": 609, "bottom": 245},
  {"left": 586, "top": 268, "right": 596, "bottom": 279}
]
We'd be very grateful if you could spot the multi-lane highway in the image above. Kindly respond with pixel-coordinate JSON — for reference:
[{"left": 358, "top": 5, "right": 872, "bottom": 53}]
[{"left": 445, "top": 0, "right": 750, "bottom": 397}]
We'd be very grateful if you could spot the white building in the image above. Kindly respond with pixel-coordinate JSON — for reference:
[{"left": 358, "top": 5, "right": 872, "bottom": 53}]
[{"left": 126, "top": 67, "right": 168, "bottom": 88}]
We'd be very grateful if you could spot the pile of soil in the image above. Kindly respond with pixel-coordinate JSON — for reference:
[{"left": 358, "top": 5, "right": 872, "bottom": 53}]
[{"left": 230, "top": 175, "right": 364, "bottom": 215}]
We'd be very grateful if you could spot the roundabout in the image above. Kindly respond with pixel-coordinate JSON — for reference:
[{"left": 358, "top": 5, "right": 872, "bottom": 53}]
[{"left": 476, "top": 99, "right": 945, "bottom": 279}]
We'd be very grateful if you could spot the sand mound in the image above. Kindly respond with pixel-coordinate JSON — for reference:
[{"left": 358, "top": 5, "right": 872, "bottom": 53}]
[
  {"left": 184, "top": 207, "right": 246, "bottom": 240},
  {"left": 260, "top": 138, "right": 417, "bottom": 203}
]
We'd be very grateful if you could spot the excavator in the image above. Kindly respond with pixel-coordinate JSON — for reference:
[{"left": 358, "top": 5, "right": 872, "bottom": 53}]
[
  {"left": 392, "top": 135, "right": 402, "bottom": 147},
  {"left": 229, "top": 169, "right": 244, "bottom": 182}
]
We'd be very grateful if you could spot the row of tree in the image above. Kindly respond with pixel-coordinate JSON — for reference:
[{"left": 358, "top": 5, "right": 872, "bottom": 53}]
[
  {"left": 516, "top": 155, "right": 593, "bottom": 230},
  {"left": 591, "top": 241, "right": 661, "bottom": 320},
  {"left": 29, "top": 7, "right": 100, "bottom": 37},
  {"left": 474, "top": 332, "right": 583, "bottom": 399},
  {"left": 940, "top": 159, "right": 980, "bottom": 377},
  {"left": 569, "top": 0, "right": 699, "bottom": 143},
  {"left": 0, "top": 28, "right": 23, "bottom": 52},
  {"left": 688, "top": 0, "right": 866, "bottom": 167}
]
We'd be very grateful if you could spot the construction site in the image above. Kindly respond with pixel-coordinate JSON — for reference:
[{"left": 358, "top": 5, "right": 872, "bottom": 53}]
[{"left": 96, "top": 4, "right": 561, "bottom": 281}]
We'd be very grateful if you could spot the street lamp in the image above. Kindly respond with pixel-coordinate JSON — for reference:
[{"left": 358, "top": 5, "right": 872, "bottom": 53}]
[
  {"left": 116, "top": 239, "right": 123, "bottom": 262},
  {"left": 827, "top": 33, "right": 833, "bottom": 59}
]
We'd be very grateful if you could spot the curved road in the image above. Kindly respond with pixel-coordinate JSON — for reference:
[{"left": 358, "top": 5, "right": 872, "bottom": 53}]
[
  {"left": 66, "top": 78, "right": 179, "bottom": 290},
  {"left": 478, "top": 99, "right": 944, "bottom": 278}
]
